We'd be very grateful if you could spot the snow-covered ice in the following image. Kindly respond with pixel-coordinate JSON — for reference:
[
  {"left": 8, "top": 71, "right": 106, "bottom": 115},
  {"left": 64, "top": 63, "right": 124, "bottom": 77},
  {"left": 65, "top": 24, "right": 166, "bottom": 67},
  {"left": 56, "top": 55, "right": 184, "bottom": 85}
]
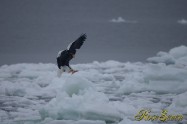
[
  {"left": 0, "top": 46, "right": 187, "bottom": 124},
  {"left": 147, "top": 45, "right": 187, "bottom": 66}
]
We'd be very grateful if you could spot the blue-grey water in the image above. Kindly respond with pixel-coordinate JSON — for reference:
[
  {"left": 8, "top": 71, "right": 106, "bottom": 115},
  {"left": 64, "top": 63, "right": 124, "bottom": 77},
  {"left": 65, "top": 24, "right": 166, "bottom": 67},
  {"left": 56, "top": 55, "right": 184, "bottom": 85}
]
[{"left": 0, "top": 0, "right": 187, "bottom": 65}]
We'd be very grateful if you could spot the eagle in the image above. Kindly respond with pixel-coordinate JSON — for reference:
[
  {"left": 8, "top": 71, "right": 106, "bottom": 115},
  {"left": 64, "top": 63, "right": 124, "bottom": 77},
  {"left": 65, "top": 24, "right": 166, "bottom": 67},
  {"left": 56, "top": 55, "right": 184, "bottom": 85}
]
[{"left": 57, "top": 34, "right": 87, "bottom": 75}]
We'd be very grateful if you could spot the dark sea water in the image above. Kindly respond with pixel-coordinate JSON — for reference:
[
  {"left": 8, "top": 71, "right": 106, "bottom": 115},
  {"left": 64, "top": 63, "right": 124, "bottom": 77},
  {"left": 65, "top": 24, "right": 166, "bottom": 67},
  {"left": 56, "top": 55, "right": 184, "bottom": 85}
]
[{"left": 0, "top": 0, "right": 187, "bottom": 65}]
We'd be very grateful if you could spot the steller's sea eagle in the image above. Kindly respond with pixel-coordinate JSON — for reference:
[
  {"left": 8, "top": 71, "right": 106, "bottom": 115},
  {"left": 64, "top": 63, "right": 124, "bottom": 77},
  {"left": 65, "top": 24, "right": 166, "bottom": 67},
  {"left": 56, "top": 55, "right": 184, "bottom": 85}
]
[{"left": 56, "top": 34, "right": 87, "bottom": 75}]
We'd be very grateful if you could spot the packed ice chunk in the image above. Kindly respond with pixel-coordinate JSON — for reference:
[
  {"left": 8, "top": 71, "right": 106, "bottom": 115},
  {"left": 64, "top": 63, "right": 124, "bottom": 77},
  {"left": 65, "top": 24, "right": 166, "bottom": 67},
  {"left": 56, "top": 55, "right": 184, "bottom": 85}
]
[
  {"left": 147, "top": 45, "right": 187, "bottom": 65},
  {"left": 168, "top": 91, "right": 187, "bottom": 114},
  {"left": 61, "top": 75, "right": 93, "bottom": 96},
  {"left": 118, "top": 62, "right": 187, "bottom": 94},
  {"left": 169, "top": 45, "right": 187, "bottom": 59},
  {"left": 147, "top": 51, "right": 175, "bottom": 65},
  {"left": 40, "top": 88, "right": 122, "bottom": 122}
]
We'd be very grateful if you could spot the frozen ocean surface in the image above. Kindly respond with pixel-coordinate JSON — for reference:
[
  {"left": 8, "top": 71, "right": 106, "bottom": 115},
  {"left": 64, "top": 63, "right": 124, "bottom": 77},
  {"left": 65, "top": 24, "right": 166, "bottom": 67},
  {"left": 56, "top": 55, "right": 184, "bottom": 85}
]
[{"left": 0, "top": 46, "right": 187, "bottom": 124}]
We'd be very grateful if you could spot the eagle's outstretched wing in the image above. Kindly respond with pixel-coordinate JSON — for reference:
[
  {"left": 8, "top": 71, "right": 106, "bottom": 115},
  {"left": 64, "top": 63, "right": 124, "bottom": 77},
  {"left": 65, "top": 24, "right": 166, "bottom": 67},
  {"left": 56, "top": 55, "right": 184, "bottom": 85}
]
[{"left": 67, "top": 34, "right": 87, "bottom": 52}]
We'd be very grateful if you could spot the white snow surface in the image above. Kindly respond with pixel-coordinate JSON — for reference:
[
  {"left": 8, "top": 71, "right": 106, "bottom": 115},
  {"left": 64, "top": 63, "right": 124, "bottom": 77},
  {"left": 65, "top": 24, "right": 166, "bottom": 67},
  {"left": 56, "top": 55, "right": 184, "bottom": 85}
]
[{"left": 0, "top": 46, "right": 187, "bottom": 124}]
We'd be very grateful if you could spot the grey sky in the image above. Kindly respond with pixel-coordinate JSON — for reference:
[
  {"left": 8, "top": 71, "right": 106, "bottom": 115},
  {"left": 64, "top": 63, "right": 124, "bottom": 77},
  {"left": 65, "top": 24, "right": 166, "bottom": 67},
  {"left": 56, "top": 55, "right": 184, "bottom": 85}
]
[{"left": 0, "top": 0, "right": 187, "bottom": 65}]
